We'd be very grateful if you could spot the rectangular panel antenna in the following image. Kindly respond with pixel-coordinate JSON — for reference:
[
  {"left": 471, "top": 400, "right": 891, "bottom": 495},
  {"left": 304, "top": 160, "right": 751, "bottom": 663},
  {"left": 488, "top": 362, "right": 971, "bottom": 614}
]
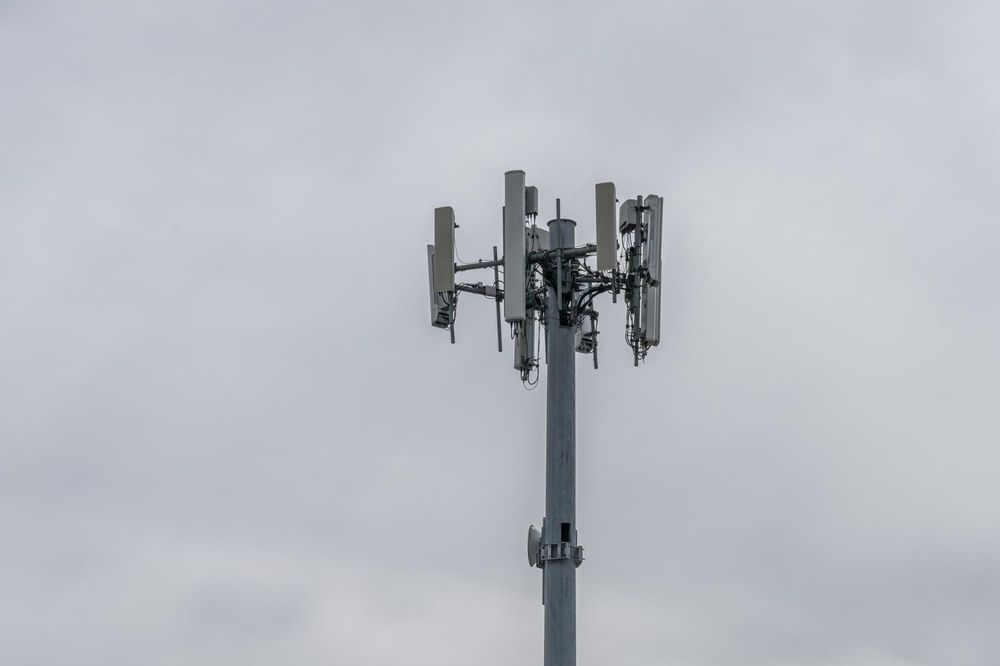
[
  {"left": 619, "top": 198, "right": 637, "bottom": 233},
  {"left": 433, "top": 206, "right": 455, "bottom": 292},
  {"left": 426, "top": 245, "right": 451, "bottom": 329},
  {"left": 641, "top": 195, "right": 664, "bottom": 346},
  {"left": 503, "top": 170, "right": 527, "bottom": 322},
  {"left": 595, "top": 182, "right": 617, "bottom": 271}
]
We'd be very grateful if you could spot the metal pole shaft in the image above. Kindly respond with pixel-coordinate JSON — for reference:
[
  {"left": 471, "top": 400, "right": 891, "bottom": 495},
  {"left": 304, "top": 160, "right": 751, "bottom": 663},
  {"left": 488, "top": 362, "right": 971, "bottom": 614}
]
[{"left": 544, "top": 217, "right": 576, "bottom": 666}]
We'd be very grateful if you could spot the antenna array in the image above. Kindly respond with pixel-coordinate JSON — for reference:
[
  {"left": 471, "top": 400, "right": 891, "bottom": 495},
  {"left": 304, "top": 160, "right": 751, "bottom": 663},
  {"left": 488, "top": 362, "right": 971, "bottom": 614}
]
[{"left": 427, "top": 172, "right": 665, "bottom": 372}]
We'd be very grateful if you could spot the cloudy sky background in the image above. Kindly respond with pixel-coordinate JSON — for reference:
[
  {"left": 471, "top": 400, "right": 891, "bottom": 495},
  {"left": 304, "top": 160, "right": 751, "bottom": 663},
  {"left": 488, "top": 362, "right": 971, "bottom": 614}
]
[{"left": 2, "top": 1, "right": 999, "bottom": 664}]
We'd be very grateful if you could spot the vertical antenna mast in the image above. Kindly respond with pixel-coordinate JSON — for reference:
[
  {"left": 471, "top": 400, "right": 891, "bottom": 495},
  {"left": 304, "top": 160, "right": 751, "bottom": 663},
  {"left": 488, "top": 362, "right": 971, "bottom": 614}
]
[{"left": 425, "top": 171, "right": 665, "bottom": 666}]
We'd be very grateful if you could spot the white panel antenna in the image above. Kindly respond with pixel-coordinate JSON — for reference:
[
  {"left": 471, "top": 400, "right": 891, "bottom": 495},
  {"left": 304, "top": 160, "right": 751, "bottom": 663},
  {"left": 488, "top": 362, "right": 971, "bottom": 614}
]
[
  {"left": 433, "top": 207, "right": 456, "bottom": 292},
  {"left": 619, "top": 198, "right": 638, "bottom": 233},
  {"left": 503, "top": 170, "right": 527, "bottom": 322},
  {"left": 595, "top": 182, "right": 617, "bottom": 272},
  {"left": 426, "top": 245, "right": 451, "bottom": 329},
  {"left": 641, "top": 195, "right": 664, "bottom": 346},
  {"left": 643, "top": 195, "right": 663, "bottom": 288}
]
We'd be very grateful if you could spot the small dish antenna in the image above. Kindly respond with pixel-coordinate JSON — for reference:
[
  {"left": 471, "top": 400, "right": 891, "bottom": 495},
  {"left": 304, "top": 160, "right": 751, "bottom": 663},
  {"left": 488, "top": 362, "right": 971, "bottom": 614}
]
[{"left": 527, "top": 524, "right": 542, "bottom": 567}]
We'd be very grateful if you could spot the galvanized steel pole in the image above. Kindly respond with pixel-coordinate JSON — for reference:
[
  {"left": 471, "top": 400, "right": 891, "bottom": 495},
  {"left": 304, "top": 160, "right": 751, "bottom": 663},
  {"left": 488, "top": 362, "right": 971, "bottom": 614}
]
[{"left": 544, "top": 216, "right": 577, "bottom": 666}]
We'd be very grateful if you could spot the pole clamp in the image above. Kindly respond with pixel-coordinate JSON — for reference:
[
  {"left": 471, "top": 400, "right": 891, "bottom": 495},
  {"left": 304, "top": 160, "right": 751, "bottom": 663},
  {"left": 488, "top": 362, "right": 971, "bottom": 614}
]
[{"left": 536, "top": 542, "right": 585, "bottom": 568}]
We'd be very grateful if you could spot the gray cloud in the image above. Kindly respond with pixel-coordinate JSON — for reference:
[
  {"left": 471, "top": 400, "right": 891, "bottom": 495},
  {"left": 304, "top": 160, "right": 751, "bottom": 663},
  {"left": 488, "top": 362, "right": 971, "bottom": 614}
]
[{"left": 1, "top": 1, "right": 998, "bottom": 664}]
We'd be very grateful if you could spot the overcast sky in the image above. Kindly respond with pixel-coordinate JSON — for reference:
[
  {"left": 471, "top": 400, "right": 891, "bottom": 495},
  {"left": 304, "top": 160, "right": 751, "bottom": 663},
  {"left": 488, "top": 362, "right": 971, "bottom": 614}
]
[{"left": 2, "top": 1, "right": 999, "bottom": 664}]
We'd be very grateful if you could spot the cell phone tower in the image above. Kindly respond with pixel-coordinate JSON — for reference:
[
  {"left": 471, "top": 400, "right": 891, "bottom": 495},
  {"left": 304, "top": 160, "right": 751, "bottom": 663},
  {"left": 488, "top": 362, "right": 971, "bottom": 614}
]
[{"left": 425, "top": 170, "right": 664, "bottom": 666}]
